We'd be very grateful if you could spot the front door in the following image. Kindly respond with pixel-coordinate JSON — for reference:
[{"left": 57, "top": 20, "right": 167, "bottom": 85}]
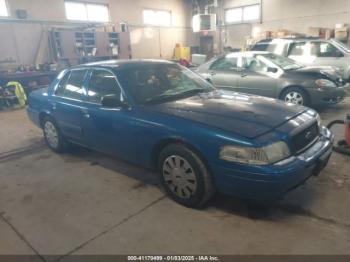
[
  {"left": 309, "top": 41, "right": 345, "bottom": 68},
  {"left": 208, "top": 54, "right": 241, "bottom": 91},
  {"left": 81, "top": 69, "right": 135, "bottom": 159},
  {"left": 237, "top": 56, "right": 277, "bottom": 97}
]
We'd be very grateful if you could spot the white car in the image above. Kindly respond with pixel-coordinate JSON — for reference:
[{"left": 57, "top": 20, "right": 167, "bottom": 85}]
[{"left": 251, "top": 38, "right": 350, "bottom": 81}]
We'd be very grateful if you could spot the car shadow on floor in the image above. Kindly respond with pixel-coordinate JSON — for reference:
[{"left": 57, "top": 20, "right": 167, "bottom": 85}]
[
  {"left": 314, "top": 98, "right": 350, "bottom": 116},
  {"left": 62, "top": 144, "right": 317, "bottom": 222},
  {"left": 64, "top": 145, "right": 160, "bottom": 186},
  {"left": 207, "top": 191, "right": 317, "bottom": 222}
]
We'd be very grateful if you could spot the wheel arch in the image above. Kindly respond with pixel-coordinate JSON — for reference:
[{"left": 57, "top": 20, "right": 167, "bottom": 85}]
[
  {"left": 38, "top": 111, "right": 54, "bottom": 128},
  {"left": 151, "top": 138, "right": 209, "bottom": 171},
  {"left": 278, "top": 85, "right": 311, "bottom": 103}
]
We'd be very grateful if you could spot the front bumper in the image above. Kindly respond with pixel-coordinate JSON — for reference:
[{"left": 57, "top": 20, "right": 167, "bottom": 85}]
[
  {"left": 309, "top": 84, "right": 348, "bottom": 105},
  {"left": 210, "top": 127, "right": 334, "bottom": 201}
]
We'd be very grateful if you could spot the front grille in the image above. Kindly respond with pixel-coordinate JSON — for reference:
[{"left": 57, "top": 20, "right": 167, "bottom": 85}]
[{"left": 291, "top": 123, "right": 319, "bottom": 154}]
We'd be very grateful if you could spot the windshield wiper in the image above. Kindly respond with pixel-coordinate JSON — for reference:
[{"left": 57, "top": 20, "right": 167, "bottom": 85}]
[
  {"left": 144, "top": 88, "right": 208, "bottom": 104},
  {"left": 177, "top": 88, "right": 208, "bottom": 96},
  {"left": 284, "top": 65, "right": 303, "bottom": 71}
]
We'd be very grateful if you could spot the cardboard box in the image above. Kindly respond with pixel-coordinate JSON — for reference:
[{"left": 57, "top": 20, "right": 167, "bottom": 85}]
[
  {"left": 309, "top": 27, "right": 321, "bottom": 37},
  {"left": 335, "top": 26, "right": 349, "bottom": 40},
  {"left": 258, "top": 31, "right": 274, "bottom": 39},
  {"left": 276, "top": 30, "right": 292, "bottom": 38},
  {"left": 308, "top": 27, "right": 334, "bottom": 39}
]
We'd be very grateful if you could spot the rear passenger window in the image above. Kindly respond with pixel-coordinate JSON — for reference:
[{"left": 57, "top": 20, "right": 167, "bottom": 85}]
[
  {"left": 55, "top": 71, "right": 70, "bottom": 96},
  {"left": 63, "top": 70, "right": 87, "bottom": 100},
  {"left": 251, "top": 43, "right": 269, "bottom": 51},
  {"left": 289, "top": 42, "right": 306, "bottom": 56},
  {"left": 210, "top": 56, "right": 238, "bottom": 71},
  {"left": 87, "top": 70, "right": 121, "bottom": 104}
]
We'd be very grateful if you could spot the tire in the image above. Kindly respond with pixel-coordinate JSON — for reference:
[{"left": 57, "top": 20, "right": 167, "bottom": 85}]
[
  {"left": 158, "top": 144, "right": 215, "bottom": 208},
  {"left": 42, "top": 117, "right": 67, "bottom": 153},
  {"left": 280, "top": 87, "right": 310, "bottom": 107}
]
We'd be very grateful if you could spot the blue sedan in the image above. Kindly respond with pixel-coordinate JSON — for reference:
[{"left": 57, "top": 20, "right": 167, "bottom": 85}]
[{"left": 27, "top": 60, "right": 334, "bottom": 207}]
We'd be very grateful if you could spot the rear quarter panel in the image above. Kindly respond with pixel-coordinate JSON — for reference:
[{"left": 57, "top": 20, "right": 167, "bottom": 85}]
[{"left": 27, "top": 76, "right": 59, "bottom": 128}]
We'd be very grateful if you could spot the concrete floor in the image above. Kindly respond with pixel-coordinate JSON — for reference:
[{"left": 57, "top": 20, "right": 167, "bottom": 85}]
[{"left": 0, "top": 99, "right": 350, "bottom": 260}]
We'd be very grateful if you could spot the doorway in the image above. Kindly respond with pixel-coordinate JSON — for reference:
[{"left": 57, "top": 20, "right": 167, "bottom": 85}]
[{"left": 199, "top": 36, "right": 214, "bottom": 59}]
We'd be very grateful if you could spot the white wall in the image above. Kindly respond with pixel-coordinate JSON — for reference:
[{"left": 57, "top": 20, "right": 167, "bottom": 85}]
[
  {"left": 222, "top": 0, "right": 350, "bottom": 48},
  {"left": 0, "top": 0, "right": 193, "bottom": 67},
  {"left": 260, "top": 0, "right": 350, "bottom": 32}
]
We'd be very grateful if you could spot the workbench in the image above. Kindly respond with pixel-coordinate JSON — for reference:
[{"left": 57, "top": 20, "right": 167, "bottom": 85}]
[{"left": 0, "top": 71, "right": 58, "bottom": 95}]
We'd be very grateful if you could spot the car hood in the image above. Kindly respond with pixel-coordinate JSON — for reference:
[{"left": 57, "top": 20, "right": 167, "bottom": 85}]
[
  {"left": 291, "top": 66, "right": 343, "bottom": 82},
  {"left": 148, "top": 90, "right": 306, "bottom": 139}
]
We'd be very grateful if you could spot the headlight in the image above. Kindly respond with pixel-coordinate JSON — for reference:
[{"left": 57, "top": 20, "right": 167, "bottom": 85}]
[
  {"left": 316, "top": 113, "right": 322, "bottom": 127},
  {"left": 219, "top": 141, "right": 291, "bottom": 165},
  {"left": 315, "top": 79, "right": 337, "bottom": 88}
]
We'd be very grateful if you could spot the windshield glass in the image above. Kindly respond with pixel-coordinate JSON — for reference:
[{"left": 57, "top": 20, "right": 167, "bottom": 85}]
[
  {"left": 258, "top": 53, "right": 303, "bottom": 70},
  {"left": 117, "top": 64, "right": 213, "bottom": 104},
  {"left": 331, "top": 39, "right": 350, "bottom": 53}
]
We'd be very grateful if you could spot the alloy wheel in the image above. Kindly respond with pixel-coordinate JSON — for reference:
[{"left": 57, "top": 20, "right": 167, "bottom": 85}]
[
  {"left": 44, "top": 121, "right": 59, "bottom": 149},
  {"left": 284, "top": 91, "right": 304, "bottom": 105}
]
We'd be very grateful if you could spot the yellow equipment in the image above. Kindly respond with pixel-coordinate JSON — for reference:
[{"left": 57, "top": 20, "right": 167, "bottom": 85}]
[
  {"left": 6, "top": 81, "right": 27, "bottom": 107},
  {"left": 175, "top": 46, "right": 191, "bottom": 61}
]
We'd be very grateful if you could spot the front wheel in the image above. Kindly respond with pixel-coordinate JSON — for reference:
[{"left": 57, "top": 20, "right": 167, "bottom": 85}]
[
  {"left": 158, "top": 144, "right": 215, "bottom": 208},
  {"left": 281, "top": 87, "right": 310, "bottom": 106},
  {"left": 42, "top": 117, "right": 67, "bottom": 153}
]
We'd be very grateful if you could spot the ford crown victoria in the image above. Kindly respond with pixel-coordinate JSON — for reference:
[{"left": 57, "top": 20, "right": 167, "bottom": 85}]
[{"left": 27, "top": 60, "right": 334, "bottom": 207}]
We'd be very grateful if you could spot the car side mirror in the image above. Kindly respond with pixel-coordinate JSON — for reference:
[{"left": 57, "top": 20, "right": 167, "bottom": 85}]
[
  {"left": 267, "top": 67, "right": 278, "bottom": 73},
  {"left": 101, "top": 94, "right": 128, "bottom": 109}
]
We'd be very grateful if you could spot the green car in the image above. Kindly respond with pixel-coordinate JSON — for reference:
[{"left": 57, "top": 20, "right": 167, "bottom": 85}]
[{"left": 196, "top": 51, "right": 347, "bottom": 107}]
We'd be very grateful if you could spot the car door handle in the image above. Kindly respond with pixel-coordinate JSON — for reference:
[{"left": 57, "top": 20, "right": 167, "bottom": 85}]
[
  {"left": 81, "top": 108, "right": 90, "bottom": 118},
  {"left": 241, "top": 74, "right": 248, "bottom": 78},
  {"left": 51, "top": 102, "right": 57, "bottom": 110},
  {"left": 210, "top": 72, "right": 216, "bottom": 76}
]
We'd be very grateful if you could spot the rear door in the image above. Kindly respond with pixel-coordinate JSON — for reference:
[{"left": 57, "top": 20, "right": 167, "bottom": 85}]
[
  {"left": 237, "top": 55, "right": 277, "bottom": 97},
  {"left": 288, "top": 42, "right": 309, "bottom": 64},
  {"left": 207, "top": 54, "right": 242, "bottom": 91},
  {"left": 52, "top": 69, "right": 88, "bottom": 145}
]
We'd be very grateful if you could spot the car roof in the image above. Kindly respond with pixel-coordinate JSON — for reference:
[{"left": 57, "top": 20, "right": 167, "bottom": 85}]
[
  {"left": 255, "top": 37, "right": 326, "bottom": 44},
  {"left": 70, "top": 59, "right": 175, "bottom": 71},
  {"left": 225, "top": 51, "right": 270, "bottom": 56}
]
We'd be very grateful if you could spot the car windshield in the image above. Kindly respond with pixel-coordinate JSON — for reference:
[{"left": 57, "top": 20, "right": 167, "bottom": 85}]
[
  {"left": 258, "top": 53, "right": 303, "bottom": 70},
  {"left": 331, "top": 39, "right": 350, "bottom": 53},
  {"left": 117, "top": 64, "right": 214, "bottom": 104}
]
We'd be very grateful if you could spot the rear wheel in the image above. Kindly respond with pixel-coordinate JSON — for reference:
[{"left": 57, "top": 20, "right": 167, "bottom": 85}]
[
  {"left": 42, "top": 117, "right": 67, "bottom": 153},
  {"left": 158, "top": 144, "right": 215, "bottom": 208},
  {"left": 281, "top": 87, "right": 310, "bottom": 106}
]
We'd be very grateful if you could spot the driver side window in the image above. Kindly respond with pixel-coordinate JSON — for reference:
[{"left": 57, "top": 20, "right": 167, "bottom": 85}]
[
  {"left": 310, "top": 42, "right": 342, "bottom": 57},
  {"left": 244, "top": 57, "right": 267, "bottom": 73},
  {"left": 87, "top": 70, "right": 122, "bottom": 104},
  {"left": 210, "top": 56, "right": 238, "bottom": 71}
]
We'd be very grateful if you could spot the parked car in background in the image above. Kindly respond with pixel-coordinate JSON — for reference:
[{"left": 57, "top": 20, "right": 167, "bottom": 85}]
[
  {"left": 251, "top": 38, "right": 350, "bottom": 81},
  {"left": 196, "top": 51, "right": 347, "bottom": 106},
  {"left": 27, "top": 60, "right": 334, "bottom": 208}
]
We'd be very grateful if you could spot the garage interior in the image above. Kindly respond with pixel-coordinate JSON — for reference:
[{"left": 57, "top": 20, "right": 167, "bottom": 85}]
[{"left": 1, "top": 0, "right": 350, "bottom": 259}]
